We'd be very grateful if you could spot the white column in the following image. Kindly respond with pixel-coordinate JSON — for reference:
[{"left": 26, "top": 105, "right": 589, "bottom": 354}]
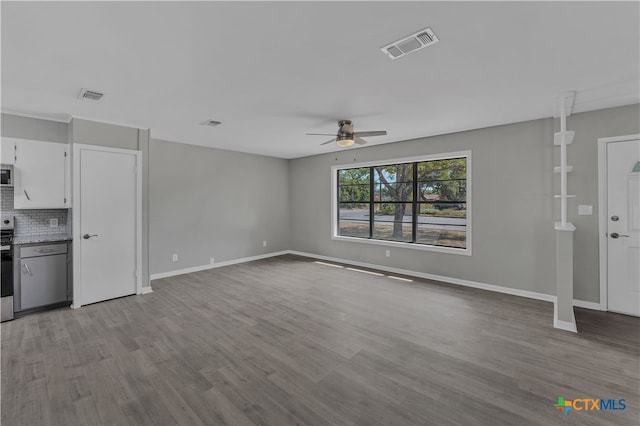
[
  {"left": 554, "top": 225, "right": 577, "bottom": 332},
  {"left": 559, "top": 97, "right": 568, "bottom": 227},
  {"left": 553, "top": 92, "right": 577, "bottom": 332}
]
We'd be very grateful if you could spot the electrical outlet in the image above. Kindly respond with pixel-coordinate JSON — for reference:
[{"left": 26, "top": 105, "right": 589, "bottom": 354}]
[
  {"left": 49, "top": 218, "right": 58, "bottom": 228},
  {"left": 263, "top": 241, "right": 267, "bottom": 247},
  {"left": 210, "top": 257, "right": 215, "bottom": 265},
  {"left": 172, "top": 253, "right": 178, "bottom": 262},
  {"left": 578, "top": 204, "right": 593, "bottom": 216},
  {"left": 385, "top": 249, "right": 391, "bottom": 257}
]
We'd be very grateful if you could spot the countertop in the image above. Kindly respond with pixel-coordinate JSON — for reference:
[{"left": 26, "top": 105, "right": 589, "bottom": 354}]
[{"left": 13, "top": 234, "right": 73, "bottom": 245}]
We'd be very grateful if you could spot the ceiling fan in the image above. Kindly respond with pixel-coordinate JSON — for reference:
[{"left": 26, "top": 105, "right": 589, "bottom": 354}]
[{"left": 307, "top": 120, "right": 387, "bottom": 148}]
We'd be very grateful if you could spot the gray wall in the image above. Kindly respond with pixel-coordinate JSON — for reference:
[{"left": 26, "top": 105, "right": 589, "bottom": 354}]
[
  {"left": 70, "top": 118, "right": 151, "bottom": 288},
  {"left": 2, "top": 113, "right": 68, "bottom": 144},
  {"left": 71, "top": 118, "right": 139, "bottom": 150},
  {"left": 149, "top": 139, "right": 290, "bottom": 275},
  {"left": 6, "top": 105, "right": 638, "bottom": 302},
  {"left": 289, "top": 104, "right": 640, "bottom": 303}
]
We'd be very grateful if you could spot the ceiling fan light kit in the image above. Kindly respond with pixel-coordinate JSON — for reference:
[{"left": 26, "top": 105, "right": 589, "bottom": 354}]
[{"left": 336, "top": 136, "right": 355, "bottom": 148}]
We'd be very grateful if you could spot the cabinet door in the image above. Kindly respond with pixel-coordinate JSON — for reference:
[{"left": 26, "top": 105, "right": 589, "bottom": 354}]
[
  {"left": 1, "top": 138, "right": 16, "bottom": 165},
  {"left": 14, "top": 139, "right": 68, "bottom": 209},
  {"left": 20, "top": 254, "right": 68, "bottom": 310}
]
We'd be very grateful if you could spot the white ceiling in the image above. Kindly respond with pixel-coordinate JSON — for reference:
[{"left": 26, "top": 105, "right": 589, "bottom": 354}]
[{"left": 2, "top": 1, "right": 638, "bottom": 159}]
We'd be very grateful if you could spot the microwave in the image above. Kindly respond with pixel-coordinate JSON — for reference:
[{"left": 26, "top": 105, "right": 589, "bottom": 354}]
[{"left": 0, "top": 165, "right": 13, "bottom": 186}]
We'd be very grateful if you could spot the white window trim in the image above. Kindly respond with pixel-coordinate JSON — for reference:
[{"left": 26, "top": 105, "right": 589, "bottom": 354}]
[{"left": 331, "top": 150, "right": 472, "bottom": 256}]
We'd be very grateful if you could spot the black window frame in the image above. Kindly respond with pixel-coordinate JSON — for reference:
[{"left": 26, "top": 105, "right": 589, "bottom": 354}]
[{"left": 334, "top": 153, "right": 470, "bottom": 253}]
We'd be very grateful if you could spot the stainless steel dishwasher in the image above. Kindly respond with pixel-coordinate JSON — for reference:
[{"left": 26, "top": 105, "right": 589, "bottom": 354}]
[{"left": 18, "top": 243, "right": 69, "bottom": 311}]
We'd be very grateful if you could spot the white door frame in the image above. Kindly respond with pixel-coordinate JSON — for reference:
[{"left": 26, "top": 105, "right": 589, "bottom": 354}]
[
  {"left": 72, "top": 143, "right": 143, "bottom": 309},
  {"left": 597, "top": 133, "right": 640, "bottom": 312}
]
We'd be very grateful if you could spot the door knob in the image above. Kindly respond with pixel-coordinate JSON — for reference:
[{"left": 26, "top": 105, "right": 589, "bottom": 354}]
[
  {"left": 610, "top": 232, "right": 629, "bottom": 239},
  {"left": 83, "top": 234, "right": 98, "bottom": 239}
]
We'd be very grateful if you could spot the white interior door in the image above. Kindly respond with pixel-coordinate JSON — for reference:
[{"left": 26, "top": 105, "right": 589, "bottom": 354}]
[
  {"left": 607, "top": 139, "right": 640, "bottom": 316},
  {"left": 75, "top": 145, "right": 141, "bottom": 306}
]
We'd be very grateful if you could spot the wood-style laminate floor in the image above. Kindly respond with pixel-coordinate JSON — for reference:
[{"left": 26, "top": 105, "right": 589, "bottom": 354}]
[{"left": 2, "top": 254, "right": 639, "bottom": 426}]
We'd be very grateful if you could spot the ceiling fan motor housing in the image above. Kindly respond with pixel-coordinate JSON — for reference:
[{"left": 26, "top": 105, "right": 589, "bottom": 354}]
[
  {"left": 336, "top": 120, "right": 356, "bottom": 147},
  {"left": 338, "top": 120, "right": 353, "bottom": 135}
]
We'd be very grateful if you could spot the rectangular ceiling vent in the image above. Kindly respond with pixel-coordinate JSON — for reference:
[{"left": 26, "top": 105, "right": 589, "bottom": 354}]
[
  {"left": 78, "top": 88, "right": 104, "bottom": 102},
  {"left": 381, "top": 27, "right": 439, "bottom": 60}
]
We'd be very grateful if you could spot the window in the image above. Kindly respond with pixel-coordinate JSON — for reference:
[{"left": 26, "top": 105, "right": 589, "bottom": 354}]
[{"left": 333, "top": 151, "right": 471, "bottom": 255}]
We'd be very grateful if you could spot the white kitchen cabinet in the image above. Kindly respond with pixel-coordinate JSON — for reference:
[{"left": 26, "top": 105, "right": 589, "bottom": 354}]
[
  {"left": 14, "top": 139, "right": 69, "bottom": 209},
  {"left": 1, "top": 138, "right": 16, "bottom": 165}
]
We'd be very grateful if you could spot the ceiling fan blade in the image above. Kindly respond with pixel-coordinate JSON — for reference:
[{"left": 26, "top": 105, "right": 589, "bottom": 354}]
[
  {"left": 353, "top": 130, "right": 387, "bottom": 137},
  {"left": 320, "top": 138, "right": 337, "bottom": 145},
  {"left": 354, "top": 136, "right": 368, "bottom": 145},
  {"left": 306, "top": 133, "right": 337, "bottom": 136}
]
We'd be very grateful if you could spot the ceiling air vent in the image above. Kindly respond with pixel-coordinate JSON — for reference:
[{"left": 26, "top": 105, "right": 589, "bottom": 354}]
[
  {"left": 381, "top": 27, "right": 439, "bottom": 60},
  {"left": 199, "top": 119, "right": 222, "bottom": 127},
  {"left": 78, "top": 88, "right": 104, "bottom": 102}
]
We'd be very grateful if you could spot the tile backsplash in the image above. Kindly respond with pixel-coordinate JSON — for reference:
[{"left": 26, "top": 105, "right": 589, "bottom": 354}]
[{"left": 1, "top": 187, "right": 70, "bottom": 237}]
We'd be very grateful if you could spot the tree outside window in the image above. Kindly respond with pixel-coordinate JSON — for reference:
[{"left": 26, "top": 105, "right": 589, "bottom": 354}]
[{"left": 337, "top": 156, "right": 468, "bottom": 249}]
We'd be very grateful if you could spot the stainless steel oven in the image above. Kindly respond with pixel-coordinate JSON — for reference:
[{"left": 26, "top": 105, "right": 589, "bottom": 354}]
[{"left": 1, "top": 217, "right": 15, "bottom": 322}]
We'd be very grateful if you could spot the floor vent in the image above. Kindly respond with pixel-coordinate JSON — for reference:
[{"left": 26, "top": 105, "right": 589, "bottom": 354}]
[
  {"left": 78, "top": 88, "right": 104, "bottom": 102},
  {"left": 199, "top": 119, "right": 222, "bottom": 127},
  {"left": 381, "top": 27, "right": 439, "bottom": 60}
]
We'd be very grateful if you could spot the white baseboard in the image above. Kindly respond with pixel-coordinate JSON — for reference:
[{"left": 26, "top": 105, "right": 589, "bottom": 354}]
[
  {"left": 553, "top": 318, "right": 578, "bottom": 333},
  {"left": 150, "top": 251, "right": 290, "bottom": 281},
  {"left": 140, "top": 286, "right": 153, "bottom": 295},
  {"left": 288, "top": 250, "right": 557, "bottom": 303},
  {"left": 553, "top": 304, "right": 578, "bottom": 332},
  {"left": 572, "top": 299, "right": 603, "bottom": 310},
  {"left": 288, "top": 250, "right": 601, "bottom": 312},
  {"left": 149, "top": 249, "right": 603, "bottom": 313}
]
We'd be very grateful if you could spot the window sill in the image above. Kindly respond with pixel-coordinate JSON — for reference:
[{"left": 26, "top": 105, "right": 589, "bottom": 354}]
[{"left": 331, "top": 235, "right": 472, "bottom": 256}]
